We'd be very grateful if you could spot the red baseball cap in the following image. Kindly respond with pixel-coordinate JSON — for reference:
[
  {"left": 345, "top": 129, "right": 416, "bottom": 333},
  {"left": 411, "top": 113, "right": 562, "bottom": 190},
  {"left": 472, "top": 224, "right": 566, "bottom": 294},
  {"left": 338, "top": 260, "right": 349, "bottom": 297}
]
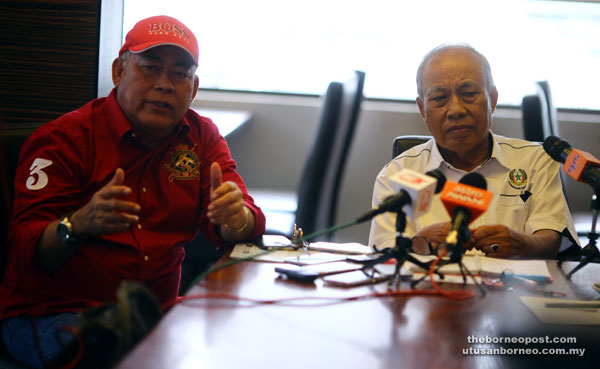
[{"left": 119, "top": 15, "right": 199, "bottom": 65}]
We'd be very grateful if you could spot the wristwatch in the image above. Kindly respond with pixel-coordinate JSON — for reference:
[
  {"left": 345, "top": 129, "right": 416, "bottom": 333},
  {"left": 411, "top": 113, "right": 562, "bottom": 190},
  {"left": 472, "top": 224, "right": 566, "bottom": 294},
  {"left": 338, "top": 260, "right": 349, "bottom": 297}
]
[{"left": 57, "top": 214, "right": 80, "bottom": 246}]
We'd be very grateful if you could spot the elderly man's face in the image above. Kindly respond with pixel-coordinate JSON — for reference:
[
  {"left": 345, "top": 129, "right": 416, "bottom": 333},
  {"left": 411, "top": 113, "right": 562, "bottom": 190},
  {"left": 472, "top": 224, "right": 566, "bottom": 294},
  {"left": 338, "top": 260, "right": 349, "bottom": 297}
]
[
  {"left": 113, "top": 46, "right": 199, "bottom": 140},
  {"left": 416, "top": 48, "right": 497, "bottom": 156}
]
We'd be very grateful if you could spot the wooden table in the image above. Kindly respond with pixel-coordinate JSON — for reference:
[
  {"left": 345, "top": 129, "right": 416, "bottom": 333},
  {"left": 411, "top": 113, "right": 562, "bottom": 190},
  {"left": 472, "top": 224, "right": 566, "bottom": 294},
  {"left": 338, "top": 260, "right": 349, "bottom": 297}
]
[{"left": 115, "top": 258, "right": 600, "bottom": 369}]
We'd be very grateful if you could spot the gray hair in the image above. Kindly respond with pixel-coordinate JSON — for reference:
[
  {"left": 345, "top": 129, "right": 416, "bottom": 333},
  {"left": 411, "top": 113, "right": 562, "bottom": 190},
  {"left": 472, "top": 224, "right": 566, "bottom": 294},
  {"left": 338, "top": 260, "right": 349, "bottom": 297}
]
[
  {"left": 119, "top": 50, "right": 131, "bottom": 68},
  {"left": 416, "top": 43, "right": 494, "bottom": 98}
]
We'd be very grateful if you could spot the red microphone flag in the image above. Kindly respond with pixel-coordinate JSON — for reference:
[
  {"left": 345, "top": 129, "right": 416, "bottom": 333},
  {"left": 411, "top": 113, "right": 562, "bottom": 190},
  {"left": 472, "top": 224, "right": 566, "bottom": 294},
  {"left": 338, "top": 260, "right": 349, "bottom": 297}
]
[
  {"left": 440, "top": 180, "right": 493, "bottom": 224},
  {"left": 563, "top": 149, "right": 600, "bottom": 183}
]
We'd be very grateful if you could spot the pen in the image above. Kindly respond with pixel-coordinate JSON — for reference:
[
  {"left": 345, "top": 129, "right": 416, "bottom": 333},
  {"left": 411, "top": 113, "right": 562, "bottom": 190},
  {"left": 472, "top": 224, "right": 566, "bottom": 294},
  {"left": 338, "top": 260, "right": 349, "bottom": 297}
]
[
  {"left": 500, "top": 272, "right": 538, "bottom": 288},
  {"left": 545, "top": 303, "right": 600, "bottom": 309},
  {"left": 512, "top": 274, "right": 550, "bottom": 283}
]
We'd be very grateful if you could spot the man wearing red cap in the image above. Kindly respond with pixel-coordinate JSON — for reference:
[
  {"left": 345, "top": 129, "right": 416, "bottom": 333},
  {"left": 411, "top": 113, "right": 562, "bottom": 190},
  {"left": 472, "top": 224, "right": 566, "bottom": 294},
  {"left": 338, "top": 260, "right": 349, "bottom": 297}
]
[{"left": 0, "top": 15, "right": 265, "bottom": 368}]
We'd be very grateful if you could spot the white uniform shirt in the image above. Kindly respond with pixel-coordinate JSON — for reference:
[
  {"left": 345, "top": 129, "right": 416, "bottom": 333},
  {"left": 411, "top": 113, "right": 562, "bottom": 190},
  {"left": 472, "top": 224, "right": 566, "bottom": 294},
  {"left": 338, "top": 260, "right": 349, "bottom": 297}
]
[{"left": 368, "top": 133, "right": 579, "bottom": 251}]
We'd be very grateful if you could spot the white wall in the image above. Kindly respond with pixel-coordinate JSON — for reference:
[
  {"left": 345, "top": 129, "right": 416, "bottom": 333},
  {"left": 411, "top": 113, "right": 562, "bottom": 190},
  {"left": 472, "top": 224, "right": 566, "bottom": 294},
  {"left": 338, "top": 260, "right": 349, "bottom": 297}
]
[{"left": 192, "top": 91, "right": 600, "bottom": 245}]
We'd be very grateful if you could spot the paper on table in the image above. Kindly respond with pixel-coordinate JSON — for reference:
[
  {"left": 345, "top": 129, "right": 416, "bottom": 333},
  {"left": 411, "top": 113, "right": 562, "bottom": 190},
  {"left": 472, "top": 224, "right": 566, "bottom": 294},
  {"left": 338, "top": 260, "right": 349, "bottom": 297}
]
[
  {"left": 277, "top": 261, "right": 363, "bottom": 275},
  {"left": 520, "top": 296, "right": 600, "bottom": 325},
  {"left": 482, "top": 257, "right": 551, "bottom": 280},
  {"left": 247, "top": 235, "right": 372, "bottom": 255},
  {"left": 371, "top": 261, "right": 482, "bottom": 285},
  {"left": 403, "top": 254, "right": 551, "bottom": 281},
  {"left": 230, "top": 243, "right": 312, "bottom": 262},
  {"left": 403, "top": 254, "right": 482, "bottom": 274},
  {"left": 285, "top": 252, "right": 349, "bottom": 265},
  {"left": 373, "top": 263, "right": 413, "bottom": 278},
  {"left": 231, "top": 240, "right": 372, "bottom": 263},
  {"left": 258, "top": 234, "right": 297, "bottom": 248},
  {"left": 307, "top": 241, "right": 373, "bottom": 255}
]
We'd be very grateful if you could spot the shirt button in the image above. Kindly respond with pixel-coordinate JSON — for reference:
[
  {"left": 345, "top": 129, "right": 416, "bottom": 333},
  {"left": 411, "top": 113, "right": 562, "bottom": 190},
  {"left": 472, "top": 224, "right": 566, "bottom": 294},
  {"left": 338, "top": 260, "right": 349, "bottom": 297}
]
[
  {"left": 142, "top": 187, "right": 147, "bottom": 192},
  {"left": 144, "top": 255, "right": 149, "bottom": 261},
  {"left": 137, "top": 224, "right": 142, "bottom": 230}
]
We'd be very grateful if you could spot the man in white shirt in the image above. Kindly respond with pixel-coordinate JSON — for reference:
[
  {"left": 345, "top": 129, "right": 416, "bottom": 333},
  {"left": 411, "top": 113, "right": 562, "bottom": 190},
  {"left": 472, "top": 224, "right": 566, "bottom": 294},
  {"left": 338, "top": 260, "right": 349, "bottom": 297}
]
[{"left": 368, "top": 44, "right": 578, "bottom": 259}]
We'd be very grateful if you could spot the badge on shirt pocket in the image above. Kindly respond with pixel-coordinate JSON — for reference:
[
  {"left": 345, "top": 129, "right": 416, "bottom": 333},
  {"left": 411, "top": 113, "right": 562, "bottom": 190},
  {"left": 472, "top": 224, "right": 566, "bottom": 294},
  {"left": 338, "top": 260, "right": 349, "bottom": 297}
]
[
  {"left": 508, "top": 168, "right": 527, "bottom": 190},
  {"left": 164, "top": 144, "right": 200, "bottom": 181},
  {"left": 507, "top": 169, "right": 532, "bottom": 202}
]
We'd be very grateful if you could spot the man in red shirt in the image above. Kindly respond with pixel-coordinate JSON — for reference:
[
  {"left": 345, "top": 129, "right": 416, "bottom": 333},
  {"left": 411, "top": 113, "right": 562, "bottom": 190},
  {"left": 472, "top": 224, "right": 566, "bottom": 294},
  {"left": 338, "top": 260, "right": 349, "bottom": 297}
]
[{"left": 0, "top": 15, "right": 265, "bottom": 368}]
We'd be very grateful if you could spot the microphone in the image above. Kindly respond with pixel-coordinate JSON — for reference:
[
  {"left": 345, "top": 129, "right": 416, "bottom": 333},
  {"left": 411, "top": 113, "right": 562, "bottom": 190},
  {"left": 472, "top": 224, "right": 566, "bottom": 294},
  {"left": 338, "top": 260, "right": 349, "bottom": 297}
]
[
  {"left": 543, "top": 136, "right": 600, "bottom": 192},
  {"left": 440, "top": 173, "right": 493, "bottom": 245},
  {"left": 357, "top": 169, "right": 446, "bottom": 223}
]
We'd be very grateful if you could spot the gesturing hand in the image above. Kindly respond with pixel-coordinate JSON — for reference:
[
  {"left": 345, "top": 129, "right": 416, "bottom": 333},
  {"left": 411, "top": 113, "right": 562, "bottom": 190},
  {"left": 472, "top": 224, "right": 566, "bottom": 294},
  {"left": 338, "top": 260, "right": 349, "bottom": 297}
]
[
  {"left": 207, "top": 162, "right": 247, "bottom": 231},
  {"left": 70, "top": 168, "right": 141, "bottom": 238}
]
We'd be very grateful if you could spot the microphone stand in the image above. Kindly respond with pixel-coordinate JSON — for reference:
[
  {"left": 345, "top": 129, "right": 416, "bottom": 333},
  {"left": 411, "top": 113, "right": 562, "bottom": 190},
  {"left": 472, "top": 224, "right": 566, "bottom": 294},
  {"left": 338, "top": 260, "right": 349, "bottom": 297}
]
[
  {"left": 426, "top": 224, "right": 487, "bottom": 296},
  {"left": 561, "top": 193, "right": 600, "bottom": 279},
  {"left": 357, "top": 209, "right": 444, "bottom": 287}
]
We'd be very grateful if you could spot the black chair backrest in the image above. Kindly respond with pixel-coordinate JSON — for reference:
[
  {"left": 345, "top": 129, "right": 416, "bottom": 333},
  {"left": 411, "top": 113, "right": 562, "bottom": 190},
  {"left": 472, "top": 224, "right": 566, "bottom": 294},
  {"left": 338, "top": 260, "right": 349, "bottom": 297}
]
[
  {"left": 1, "top": 127, "right": 34, "bottom": 280},
  {"left": 521, "top": 80, "right": 558, "bottom": 142},
  {"left": 295, "top": 70, "right": 365, "bottom": 239},
  {"left": 537, "top": 80, "right": 559, "bottom": 137},
  {"left": 392, "top": 135, "right": 431, "bottom": 158},
  {"left": 521, "top": 81, "right": 570, "bottom": 203}
]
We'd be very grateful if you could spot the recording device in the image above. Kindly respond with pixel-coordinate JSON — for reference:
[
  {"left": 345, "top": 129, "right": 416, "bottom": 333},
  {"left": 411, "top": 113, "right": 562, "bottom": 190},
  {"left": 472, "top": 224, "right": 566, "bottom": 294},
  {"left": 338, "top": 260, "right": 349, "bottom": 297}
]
[
  {"left": 440, "top": 173, "right": 493, "bottom": 246},
  {"left": 543, "top": 135, "right": 600, "bottom": 192},
  {"left": 356, "top": 169, "right": 446, "bottom": 223}
]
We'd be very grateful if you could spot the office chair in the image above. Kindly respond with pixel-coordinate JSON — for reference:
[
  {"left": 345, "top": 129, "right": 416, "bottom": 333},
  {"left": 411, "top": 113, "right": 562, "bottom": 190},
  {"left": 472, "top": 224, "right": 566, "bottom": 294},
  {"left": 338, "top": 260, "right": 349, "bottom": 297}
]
[
  {"left": 0, "top": 126, "right": 39, "bottom": 369},
  {"left": 1, "top": 127, "right": 34, "bottom": 281},
  {"left": 252, "top": 70, "right": 366, "bottom": 240},
  {"left": 392, "top": 135, "right": 431, "bottom": 159},
  {"left": 537, "top": 81, "right": 559, "bottom": 137},
  {"left": 521, "top": 80, "right": 559, "bottom": 142},
  {"left": 521, "top": 80, "right": 573, "bottom": 203}
]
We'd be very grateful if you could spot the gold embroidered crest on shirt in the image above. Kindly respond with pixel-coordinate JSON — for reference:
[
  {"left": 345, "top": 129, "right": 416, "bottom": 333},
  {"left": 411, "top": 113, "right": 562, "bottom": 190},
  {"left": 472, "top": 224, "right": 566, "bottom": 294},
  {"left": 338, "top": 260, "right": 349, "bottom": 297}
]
[
  {"left": 508, "top": 168, "right": 527, "bottom": 190},
  {"left": 164, "top": 144, "right": 200, "bottom": 181}
]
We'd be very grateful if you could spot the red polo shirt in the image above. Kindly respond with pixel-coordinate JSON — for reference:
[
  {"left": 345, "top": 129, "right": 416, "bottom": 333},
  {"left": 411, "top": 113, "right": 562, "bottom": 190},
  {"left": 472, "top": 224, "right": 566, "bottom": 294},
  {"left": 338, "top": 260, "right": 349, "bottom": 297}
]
[{"left": 0, "top": 90, "right": 265, "bottom": 317}]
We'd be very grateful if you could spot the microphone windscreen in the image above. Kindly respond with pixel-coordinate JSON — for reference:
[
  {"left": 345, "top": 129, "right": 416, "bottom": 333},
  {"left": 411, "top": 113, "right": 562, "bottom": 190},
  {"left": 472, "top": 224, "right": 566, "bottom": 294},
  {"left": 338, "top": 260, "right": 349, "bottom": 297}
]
[
  {"left": 542, "top": 136, "right": 600, "bottom": 190},
  {"left": 388, "top": 169, "right": 438, "bottom": 219},
  {"left": 458, "top": 172, "right": 487, "bottom": 190},
  {"left": 543, "top": 135, "right": 571, "bottom": 163},
  {"left": 425, "top": 169, "right": 447, "bottom": 193},
  {"left": 440, "top": 174, "right": 493, "bottom": 225}
]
